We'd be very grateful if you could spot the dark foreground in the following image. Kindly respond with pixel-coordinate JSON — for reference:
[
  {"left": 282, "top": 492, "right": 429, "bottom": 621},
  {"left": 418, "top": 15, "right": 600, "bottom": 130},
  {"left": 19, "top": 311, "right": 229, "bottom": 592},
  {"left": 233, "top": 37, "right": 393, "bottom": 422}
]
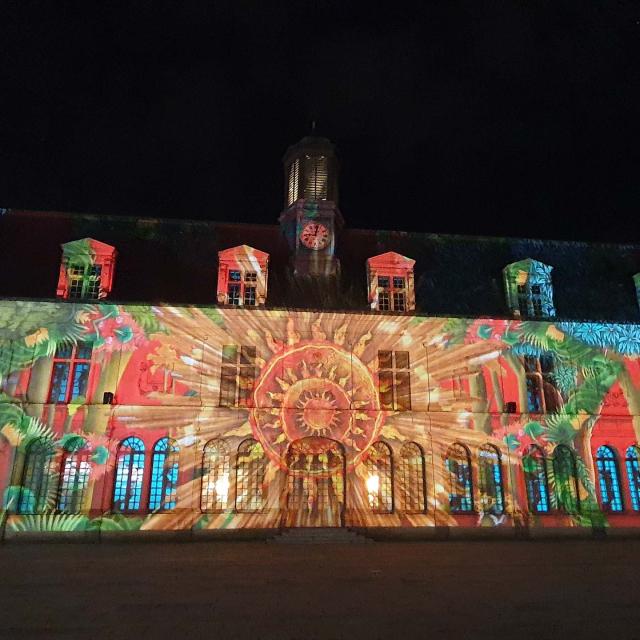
[{"left": 1, "top": 539, "right": 640, "bottom": 639}]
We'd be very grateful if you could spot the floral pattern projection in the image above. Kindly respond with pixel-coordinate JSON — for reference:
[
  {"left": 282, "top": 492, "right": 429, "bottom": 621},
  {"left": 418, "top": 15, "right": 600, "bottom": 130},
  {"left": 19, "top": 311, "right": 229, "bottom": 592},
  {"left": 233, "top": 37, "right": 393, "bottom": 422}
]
[{"left": 0, "top": 299, "right": 640, "bottom": 535}]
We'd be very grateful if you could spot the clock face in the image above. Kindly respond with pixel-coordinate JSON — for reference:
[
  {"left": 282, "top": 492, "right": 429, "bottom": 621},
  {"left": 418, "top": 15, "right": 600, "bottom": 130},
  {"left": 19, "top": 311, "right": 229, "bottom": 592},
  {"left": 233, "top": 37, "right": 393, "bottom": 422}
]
[{"left": 300, "top": 222, "right": 330, "bottom": 250}]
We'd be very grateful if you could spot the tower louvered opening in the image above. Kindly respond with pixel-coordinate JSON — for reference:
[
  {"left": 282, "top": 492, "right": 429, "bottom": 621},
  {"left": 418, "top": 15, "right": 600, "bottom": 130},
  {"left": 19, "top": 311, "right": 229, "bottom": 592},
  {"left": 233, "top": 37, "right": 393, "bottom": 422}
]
[
  {"left": 287, "top": 158, "right": 300, "bottom": 206},
  {"left": 303, "top": 155, "right": 328, "bottom": 201}
]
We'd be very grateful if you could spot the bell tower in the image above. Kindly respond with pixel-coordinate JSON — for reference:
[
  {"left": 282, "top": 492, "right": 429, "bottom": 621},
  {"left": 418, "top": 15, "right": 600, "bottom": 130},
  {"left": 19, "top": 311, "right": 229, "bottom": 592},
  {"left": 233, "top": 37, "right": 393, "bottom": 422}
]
[{"left": 279, "top": 133, "right": 343, "bottom": 276}]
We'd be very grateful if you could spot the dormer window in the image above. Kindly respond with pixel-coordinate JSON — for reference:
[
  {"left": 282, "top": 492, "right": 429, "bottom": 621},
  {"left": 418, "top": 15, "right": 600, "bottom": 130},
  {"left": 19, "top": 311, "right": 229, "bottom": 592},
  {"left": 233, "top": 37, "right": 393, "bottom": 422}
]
[
  {"left": 367, "top": 252, "right": 415, "bottom": 312},
  {"left": 503, "top": 259, "right": 555, "bottom": 319},
  {"left": 634, "top": 273, "right": 640, "bottom": 311},
  {"left": 217, "top": 245, "right": 269, "bottom": 307},
  {"left": 57, "top": 238, "right": 116, "bottom": 300}
]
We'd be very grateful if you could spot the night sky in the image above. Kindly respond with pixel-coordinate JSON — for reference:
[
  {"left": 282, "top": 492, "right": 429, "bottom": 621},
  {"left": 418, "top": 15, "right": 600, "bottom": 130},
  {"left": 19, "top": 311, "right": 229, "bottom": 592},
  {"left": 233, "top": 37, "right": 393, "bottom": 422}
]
[{"left": 1, "top": 2, "right": 639, "bottom": 242}]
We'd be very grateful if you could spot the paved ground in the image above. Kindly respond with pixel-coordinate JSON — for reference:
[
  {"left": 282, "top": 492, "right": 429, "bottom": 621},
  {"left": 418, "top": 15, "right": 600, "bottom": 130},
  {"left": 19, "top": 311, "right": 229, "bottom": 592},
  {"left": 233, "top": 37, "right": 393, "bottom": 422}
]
[{"left": 1, "top": 539, "right": 640, "bottom": 639}]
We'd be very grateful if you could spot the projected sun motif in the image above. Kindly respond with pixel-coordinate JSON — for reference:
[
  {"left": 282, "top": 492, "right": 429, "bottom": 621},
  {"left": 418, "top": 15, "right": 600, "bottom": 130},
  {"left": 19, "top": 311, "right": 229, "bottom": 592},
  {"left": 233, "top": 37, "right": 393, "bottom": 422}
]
[{"left": 250, "top": 340, "right": 384, "bottom": 468}]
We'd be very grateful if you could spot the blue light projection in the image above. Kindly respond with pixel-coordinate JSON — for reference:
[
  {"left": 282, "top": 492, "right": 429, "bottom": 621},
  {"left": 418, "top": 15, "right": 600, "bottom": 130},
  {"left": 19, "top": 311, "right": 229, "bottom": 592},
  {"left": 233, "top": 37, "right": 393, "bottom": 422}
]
[
  {"left": 447, "top": 444, "right": 473, "bottom": 513},
  {"left": 113, "top": 437, "right": 145, "bottom": 512},
  {"left": 596, "top": 446, "right": 623, "bottom": 512},
  {"left": 523, "top": 445, "right": 550, "bottom": 513},
  {"left": 148, "top": 438, "right": 179, "bottom": 512},
  {"left": 626, "top": 446, "right": 640, "bottom": 511}
]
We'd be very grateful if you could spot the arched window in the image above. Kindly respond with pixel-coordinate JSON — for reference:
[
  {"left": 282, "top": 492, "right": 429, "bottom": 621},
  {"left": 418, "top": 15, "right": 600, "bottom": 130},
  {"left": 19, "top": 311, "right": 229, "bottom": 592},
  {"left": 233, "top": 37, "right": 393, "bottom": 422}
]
[
  {"left": 365, "top": 442, "right": 394, "bottom": 513},
  {"left": 523, "top": 445, "right": 550, "bottom": 513},
  {"left": 446, "top": 443, "right": 473, "bottom": 513},
  {"left": 113, "top": 437, "right": 145, "bottom": 513},
  {"left": 201, "top": 439, "right": 231, "bottom": 512},
  {"left": 57, "top": 448, "right": 91, "bottom": 514},
  {"left": 235, "top": 439, "right": 266, "bottom": 512},
  {"left": 553, "top": 445, "right": 580, "bottom": 514},
  {"left": 18, "top": 438, "right": 55, "bottom": 514},
  {"left": 478, "top": 444, "right": 505, "bottom": 515},
  {"left": 399, "top": 442, "right": 425, "bottom": 513},
  {"left": 148, "top": 438, "right": 179, "bottom": 512},
  {"left": 626, "top": 446, "right": 640, "bottom": 511},
  {"left": 596, "top": 445, "right": 623, "bottom": 512}
]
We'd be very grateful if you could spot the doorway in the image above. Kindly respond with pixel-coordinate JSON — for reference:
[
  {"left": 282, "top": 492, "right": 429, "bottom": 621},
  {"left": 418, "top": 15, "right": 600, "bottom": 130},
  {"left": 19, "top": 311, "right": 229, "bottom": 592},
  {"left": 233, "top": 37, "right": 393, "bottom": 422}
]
[{"left": 284, "top": 437, "right": 345, "bottom": 527}]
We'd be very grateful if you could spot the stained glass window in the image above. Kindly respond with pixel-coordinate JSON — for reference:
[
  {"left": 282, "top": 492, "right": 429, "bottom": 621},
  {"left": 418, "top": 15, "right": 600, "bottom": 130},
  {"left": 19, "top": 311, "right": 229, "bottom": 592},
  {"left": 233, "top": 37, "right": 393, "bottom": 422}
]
[
  {"left": 553, "top": 445, "right": 580, "bottom": 514},
  {"left": 17, "top": 438, "right": 55, "bottom": 514},
  {"left": 57, "top": 449, "right": 91, "bottom": 513},
  {"left": 219, "top": 345, "right": 256, "bottom": 407},
  {"left": 365, "top": 442, "right": 393, "bottom": 513},
  {"left": 523, "top": 445, "right": 550, "bottom": 513},
  {"left": 596, "top": 445, "right": 623, "bottom": 512},
  {"left": 201, "top": 439, "right": 231, "bottom": 512},
  {"left": 399, "top": 442, "right": 425, "bottom": 513},
  {"left": 446, "top": 443, "right": 473, "bottom": 513},
  {"left": 113, "top": 437, "right": 145, "bottom": 513},
  {"left": 48, "top": 342, "right": 93, "bottom": 404},
  {"left": 148, "top": 438, "right": 179, "bottom": 512},
  {"left": 478, "top": 444, "right": 505, "bottom": 515},
  {"left": 378, "top": 351, "right": 411, "bottom": 411},
  {"left": 235, "top": 439, "right": 266, "bottom": 512},
  {"left": 626, "top": 446, "right": 640, "bottom": 511}
]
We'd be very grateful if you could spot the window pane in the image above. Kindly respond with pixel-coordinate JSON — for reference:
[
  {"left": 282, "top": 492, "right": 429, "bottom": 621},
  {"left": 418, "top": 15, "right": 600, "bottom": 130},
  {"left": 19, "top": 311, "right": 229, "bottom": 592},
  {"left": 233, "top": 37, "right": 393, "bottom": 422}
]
[
  {"left": 49, "top": 362, "right": 70, "bottom": 403},
  {"left": 75, "top": 343, "right": 93, "bottom": 360},
  {"left": 227, "top": 284, "right": 241, "bottom": 305},
  {"left": 478, "top": 446, "right": 504, "bottom": 515},
  {"left": 378, "top": 371, "right": 394, "bottom": 410},
  {"left": 244, "top": 286, "right": 256, "bottom": 306},
  {"left": 201, "top": 441, "right": 231, "bottom": 511},
  {"left": 378, "top": 291, "right": 390, "bottom": 311},
  {"left": 378, "top": 351, "right": 392, "bottom": 369},
  {"left": 219, "top": 368, "right": 237, "bottom": 407},
  {"left": 244, "top": 272, "right": 257, "bottom": 283},
  {"left": 377, "top": 276, "right": 390, "bottom": 288},
  {"left": 523, "top": 447, "right": 549, "bottom": 513},
  {"left": 70, "top": 362, "right": 90, "bottom": 400},
  {"left": 392, "top": 276, "right": 405, "bottom": 289},
  {"left": 400, "top": 443, "right": 425, "bottom": 513},
  {"left": 626, "top": 447, "right": 640, "bottom": 511},
  {"left": 229, "top": 270, "right": 241, "bottom": 282},
  {"left": 395, "top": 371, "right": 411, "bottom": 411},
  {"left": 596, "top": 446, "right": 623, "bottom": 512},
  {"left": 113, "top": 439, "right": 145, "bottom": 513},
  {"left": 240, "top": 346, "right": 256, "bottom": 365},
  {"left": 394, "top": 351, "right": 409, "bottom": 369},
  {"left": 222, "top": 345, "right": 237, "bottom": 364},
  {"left": 55, "top": 344, "right": 73, "bottom": 359}
]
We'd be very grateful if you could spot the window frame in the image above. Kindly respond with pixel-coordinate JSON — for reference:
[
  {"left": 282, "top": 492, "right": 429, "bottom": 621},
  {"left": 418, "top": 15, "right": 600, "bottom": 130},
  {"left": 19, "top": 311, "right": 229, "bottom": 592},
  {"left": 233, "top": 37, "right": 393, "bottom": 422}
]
[
  {"left": 446, "top": 443, "right": 474, "bottom": 514},
  {"left": 478, "top": 444, "right": 505, "bottom": 515},
  {"left": 377, "top": 350, "right": 411, "bottom": 411},
  {"left": 57, "top": 448, "right": 92, "bottom": 514},
  {"left": 201, "top": 439, "right": 231, "bottom": 512},
  {"left": 112, "top": 436, "right": 146, "bottom": 514},
  {"left": 48, "top": 342, "right": 93, "bottom": 404},
  {"left": 399, "top": 442, "right": 426, "bottom": 513},
  {"left": 523, "top": 444, "right": 551, "bottom": 514},
  {"left": 626, "top": 445, "right": 640, "bottom": 512},
  {"left": 226, "top": 270, "right": 259, "bottom": 307},
  {"left": 376, "top": 274, "right": 407, "bottom": 312},
  {"left": 17, "top": 438, "right": 55, "bottom": 514},
  {"left": 148, "top": 437, "right": 180, "bottom": 512},
  {"left": 219, "top": 345, "right": 257, "bottom": 408},
  {"left": 235, "top": 438, "right": 266, "bottom": 513},
  {"left": 596, "top": 445, "right": 624, "bottom": 513},
  {"left": 365, "top": 441, "right": 394, "bottom": 514}
]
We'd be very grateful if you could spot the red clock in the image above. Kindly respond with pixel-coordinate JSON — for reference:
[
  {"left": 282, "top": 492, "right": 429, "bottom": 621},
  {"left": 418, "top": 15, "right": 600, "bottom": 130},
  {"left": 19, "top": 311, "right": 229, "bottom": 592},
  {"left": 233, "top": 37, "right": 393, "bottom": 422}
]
[{"left": 300, "top": 222, "right": 330, "bottom": 250}]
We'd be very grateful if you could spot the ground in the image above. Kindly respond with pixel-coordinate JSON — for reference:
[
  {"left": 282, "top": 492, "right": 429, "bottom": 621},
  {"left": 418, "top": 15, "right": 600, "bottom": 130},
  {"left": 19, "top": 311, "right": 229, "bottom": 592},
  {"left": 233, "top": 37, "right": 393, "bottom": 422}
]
[{"left": 1, "top": 539, "right": 640, "bottom": 639}]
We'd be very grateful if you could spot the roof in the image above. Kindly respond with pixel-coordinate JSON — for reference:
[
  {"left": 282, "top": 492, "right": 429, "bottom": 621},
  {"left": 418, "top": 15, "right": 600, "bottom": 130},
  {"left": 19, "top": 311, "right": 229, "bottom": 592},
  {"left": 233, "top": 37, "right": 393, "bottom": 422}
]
[{"left": 1, "top": 208, "right": 639, "bottom": 322}]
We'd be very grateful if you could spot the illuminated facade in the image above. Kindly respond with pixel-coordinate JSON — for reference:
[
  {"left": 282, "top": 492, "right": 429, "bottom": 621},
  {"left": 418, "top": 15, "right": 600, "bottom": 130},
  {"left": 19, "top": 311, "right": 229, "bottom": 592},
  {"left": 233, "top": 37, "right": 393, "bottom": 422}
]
[{"left": 1, "top": 136, "right": 640, "bottom": 538}]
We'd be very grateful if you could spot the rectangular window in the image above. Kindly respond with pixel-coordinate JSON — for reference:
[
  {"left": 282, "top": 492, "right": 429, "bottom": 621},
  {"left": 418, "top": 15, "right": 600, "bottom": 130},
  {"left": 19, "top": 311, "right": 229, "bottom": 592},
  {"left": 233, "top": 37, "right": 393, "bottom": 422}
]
[
  {"left": 524, "top": 355, "right": 560, "bottom": 413},
  {"left": 219, "top": 345, "right": 256, "bottom": 407},
  {"left": 378, "top": 350, "right": 411, "bottom": 411},
  {"left": 226, "top": 270, "right": 259, "bottom": 306},
  {"left": 68, "top": 264, "right": 102, "bottom": 300},
  {"left": 376, "top": 275, "right": 406, "bottom": 312},
  {"left": 48, "top": 342, "right": 93, "bottom": 403},
  {"left": 517, "top": 283, "right": 545, "bottom": 319}
]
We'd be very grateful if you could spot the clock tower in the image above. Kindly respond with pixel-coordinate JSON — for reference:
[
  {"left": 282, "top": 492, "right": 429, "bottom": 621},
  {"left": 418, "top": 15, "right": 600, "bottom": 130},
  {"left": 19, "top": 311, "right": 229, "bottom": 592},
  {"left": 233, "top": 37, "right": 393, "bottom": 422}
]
[{"left": 279, "top": 134, "right": 343, "bottom": 277}]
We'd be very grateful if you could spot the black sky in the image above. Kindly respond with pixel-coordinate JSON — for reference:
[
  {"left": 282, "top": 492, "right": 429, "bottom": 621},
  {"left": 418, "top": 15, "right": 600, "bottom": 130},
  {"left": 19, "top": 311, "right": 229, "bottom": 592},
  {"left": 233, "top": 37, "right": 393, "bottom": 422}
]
[{"left": 1, "top": 1, "right": 639, "bottom": 242}]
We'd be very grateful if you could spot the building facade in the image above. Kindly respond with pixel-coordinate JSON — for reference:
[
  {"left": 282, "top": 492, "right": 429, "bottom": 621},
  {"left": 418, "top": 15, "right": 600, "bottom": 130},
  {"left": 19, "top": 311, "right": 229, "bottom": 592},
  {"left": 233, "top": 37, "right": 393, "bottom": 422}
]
[{"left": 1, "top": 136, "right": 640, "bottom": 538}]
